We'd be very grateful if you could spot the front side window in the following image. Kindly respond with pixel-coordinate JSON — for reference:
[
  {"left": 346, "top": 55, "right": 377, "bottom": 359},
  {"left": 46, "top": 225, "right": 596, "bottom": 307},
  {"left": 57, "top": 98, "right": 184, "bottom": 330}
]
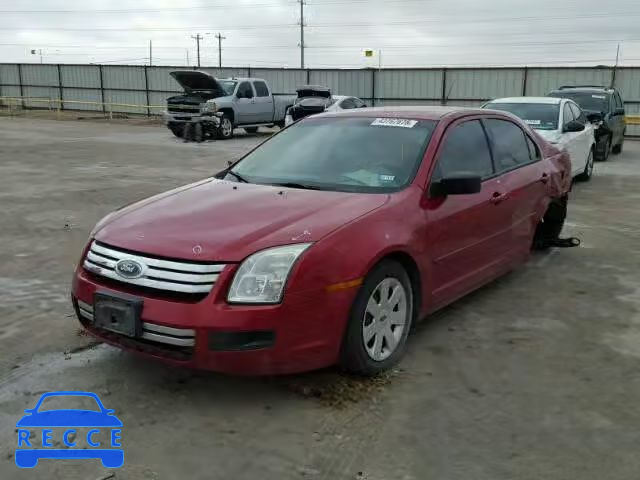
[
  {"left": 219, "top": 80, "right": 237, "bottom": 96},
  {"left": 432, "top": 120, "right": 493, "bottom": 181},
  {"left": 230, "top": 117, "right": 436, "bottom": 193},
  {"left": 237, "top": 82, "right": 254, "bottom": 99},
  {"left": 614, "top": 92, "right": 624, "bottom": 109},
  {"left": 340, "top": 98, "right": 356, "bottom": 109},
  {"left": 563, "top": 103, "right": 575, "bottom": 125},
  {"left": 484, "top": 119, "right": 532, "bottom": 171},
  {"left": 253, "top": 81, "right": 269, "bottom": 97},
  {"left": 484, "top": 102, "right": 559, "bottom": 130}
]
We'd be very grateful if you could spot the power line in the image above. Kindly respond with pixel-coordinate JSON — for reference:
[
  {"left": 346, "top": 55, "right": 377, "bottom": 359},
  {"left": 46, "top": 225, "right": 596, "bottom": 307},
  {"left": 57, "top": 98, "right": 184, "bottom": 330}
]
[
  {"left": 0, "top": 2, "right": 297, "bottom": 13},
  {"left": 0, "top": 24, "right": 297, "bottom": 32}
]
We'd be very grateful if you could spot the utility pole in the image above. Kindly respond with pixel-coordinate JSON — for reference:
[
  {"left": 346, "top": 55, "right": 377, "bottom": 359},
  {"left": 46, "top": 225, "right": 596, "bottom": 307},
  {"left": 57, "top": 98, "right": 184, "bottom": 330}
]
[
  {"left": 149, "top": 40, "right": 153, "bottom": 66},
  {"left": 215, "top": 33, "right": 226, "bottom": 68},
  {"left": 611, "top": 43, "right": 620, "bottom": 88},
  {"left": 186, "top": 49, "right": 190, "bottom": 66},
  {"left": 191, "top": 34, "right": 203, "bottom": 68},
  {"left": 299, "top": 0, "right": 305, "bottom": 68}
]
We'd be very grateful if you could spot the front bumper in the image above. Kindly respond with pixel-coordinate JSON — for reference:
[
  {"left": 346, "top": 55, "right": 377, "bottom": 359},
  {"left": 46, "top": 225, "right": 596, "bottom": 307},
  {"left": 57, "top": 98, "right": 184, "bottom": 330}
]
[
  {"left": 71, "top": 265, "right": 356, "bottom": 375},
  {"left": 163, "top": 111, "right": 222, "bottom": 126}
]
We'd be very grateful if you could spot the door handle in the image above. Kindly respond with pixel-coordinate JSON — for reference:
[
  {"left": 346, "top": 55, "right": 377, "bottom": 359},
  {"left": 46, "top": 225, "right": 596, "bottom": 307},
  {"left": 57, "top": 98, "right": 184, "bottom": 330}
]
[
  {"left": 540, "top": 172, "right": 549, "bottom": 184},
  {"left": 490, "top": 192, "right": 509, "bottom": 204}
]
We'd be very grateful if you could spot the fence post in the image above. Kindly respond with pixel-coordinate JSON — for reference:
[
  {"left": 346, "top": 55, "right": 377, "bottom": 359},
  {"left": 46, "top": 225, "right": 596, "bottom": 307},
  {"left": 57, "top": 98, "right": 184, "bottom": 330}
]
[
  {"left": 441, "top": 68, "right": 447, "bottom": 105},
  {"left": 17, "top": 63, "right": 24, "bottom": 109},
  {"left": 57, "top": 64, "right": 64, "bottom": 111},
  {"left": 522, "top": 66, "right": 528, "bottom": 96},
  {"left": 371, "top": 69, "right": 376, "bottom": 107},
  {"left": 306, "top": 69, "right": 311, "bottom": 85},
  {"left": 144, "top": 65, "right": 151, "bottom": 117},
  {"left": 99, "top": 65, "right": 106, "bottom": 115}
]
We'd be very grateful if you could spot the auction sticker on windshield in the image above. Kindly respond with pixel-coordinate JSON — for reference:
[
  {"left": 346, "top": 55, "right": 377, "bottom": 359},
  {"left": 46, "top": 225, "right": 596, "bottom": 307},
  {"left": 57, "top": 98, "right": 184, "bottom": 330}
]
[
  {"left": 371, "top": 118, "right": 418, "bottom": 128},
  {"left": 524, "top": 119, "right": 541, "bottom": 125}
]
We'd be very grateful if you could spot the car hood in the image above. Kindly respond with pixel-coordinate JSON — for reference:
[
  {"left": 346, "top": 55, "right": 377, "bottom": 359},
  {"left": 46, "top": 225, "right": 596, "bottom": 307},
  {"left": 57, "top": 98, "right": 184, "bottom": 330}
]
[
  {"left": 16, "top": 410, "right": 123, "bottom": 427},
  {"left": 170, "top": 71, "right": 224, "bottom": 94},
  {"left": 94, "top": 179, "right": 389, "bottom": 261}
]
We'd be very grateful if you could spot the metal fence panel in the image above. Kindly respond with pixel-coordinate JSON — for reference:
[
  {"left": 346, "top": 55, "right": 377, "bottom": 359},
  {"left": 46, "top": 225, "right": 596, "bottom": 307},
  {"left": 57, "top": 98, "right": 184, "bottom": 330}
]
[
  {"left": 615, "top": 69, "right": 640, "bottom": 105},
  {"left": 376, "top": 69, "right": 443, "bottom": 100},
  {"left": 250, "top": 69, "right": 306, "bottom": 94},
  {"left": 0, "top": 85, "right": 20, "bottom": 97},
  {"left": 446, "top": 69, "right": 524, "bottom": 101},
  {"left": 525, "top": 68, "right": 613, "bottom": 96},
  {"left": 149, "top": 91, "right": 171, "bottom": 111},
  {"left": 104, "top": 90, "right": 148, "bottom": 114},
  {"left": 375, "top": 99, "right": 441, "bottom": 107},
  {"left": 0, "top": 64, "right": 19, "bottom": 85},
  {"left": 446, "top": 99, "right": 486, "bottom": 108},
  {"left": 21, "top": 86, "right": 60, "bottom": 107},
  {"left": 60, "top": 65, "right": 100, "bottom": 88},
  {"left": 200, "top": 67, "right": 249, "bottom": 79},
  {"left": 61, "top": 88, "right": 102, "bottom": 111},
  {"left": 308, "top": 70, "right": 372, "bottom": 99},
  {"left": 21, "top": 64, "right": 59, "bottom": 87},
  {"left": 102, "top": 66, "right": 146, "bottom": 90},
  {"left": 625, "top": 103, "right": 640, "bottom": 136},
  {"left": 147, "top": 67, "right": 183, "bottom": 92}
]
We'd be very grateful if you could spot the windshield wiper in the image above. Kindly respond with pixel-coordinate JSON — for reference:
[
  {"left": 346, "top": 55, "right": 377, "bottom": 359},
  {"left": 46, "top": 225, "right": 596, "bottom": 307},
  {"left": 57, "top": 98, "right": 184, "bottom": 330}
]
[
  {"left": 226, "top": 170, "right": 248, "bottom": 183},
  {"left": 271, "top": 182, "right": 323, "bottom": 190}
]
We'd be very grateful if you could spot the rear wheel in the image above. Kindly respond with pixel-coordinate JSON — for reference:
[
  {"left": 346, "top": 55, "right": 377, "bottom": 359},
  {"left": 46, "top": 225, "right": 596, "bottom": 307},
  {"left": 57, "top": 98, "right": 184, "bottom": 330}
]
[
  {"left": 244, "top": 127, "right": 258, "bottom": 134},
  {"left": 340, "top": 260, "right": 413, "bottom": 376},
  {"left": 576, "top": 148, "right": 594, "bottom": 182},
  {"left": 598, "top": 136, "right": 611, "bottom": 161},
  {"left": 612, "top": 136, "right": 624, "bottom": 154}
]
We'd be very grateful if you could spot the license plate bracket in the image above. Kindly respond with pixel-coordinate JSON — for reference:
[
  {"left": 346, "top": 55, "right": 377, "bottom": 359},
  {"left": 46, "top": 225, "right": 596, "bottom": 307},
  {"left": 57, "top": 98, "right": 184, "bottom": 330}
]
[{"left": 93, "top": 292, "right": 143, "bottom": 338}]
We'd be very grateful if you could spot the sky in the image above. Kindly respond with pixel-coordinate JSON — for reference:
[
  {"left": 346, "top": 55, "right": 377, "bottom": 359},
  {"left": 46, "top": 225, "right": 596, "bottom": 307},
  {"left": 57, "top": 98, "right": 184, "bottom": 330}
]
[{"left": 1, "top": 0, "right": 640, "bottom": 68}]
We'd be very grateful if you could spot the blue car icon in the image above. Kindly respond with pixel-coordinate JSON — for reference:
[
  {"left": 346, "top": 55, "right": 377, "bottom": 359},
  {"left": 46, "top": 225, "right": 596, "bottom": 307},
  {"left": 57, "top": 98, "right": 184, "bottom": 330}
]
[{"left": 15, "top": 391, "right": 123, "bottom": 468}]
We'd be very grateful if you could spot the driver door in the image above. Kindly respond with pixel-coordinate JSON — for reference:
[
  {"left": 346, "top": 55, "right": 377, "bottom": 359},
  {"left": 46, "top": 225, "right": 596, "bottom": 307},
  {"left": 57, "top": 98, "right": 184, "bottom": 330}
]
[{"left": 234, "top": 81, "right": 259, "bottom": 124}]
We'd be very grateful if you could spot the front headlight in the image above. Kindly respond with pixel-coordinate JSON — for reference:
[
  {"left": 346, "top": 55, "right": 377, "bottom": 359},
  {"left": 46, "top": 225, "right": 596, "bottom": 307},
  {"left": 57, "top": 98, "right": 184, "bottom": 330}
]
[
  {"left": 227, "top": 243, "right": 312, "bottom": 304},
  {"left": 200, "top": 101, "right": 217, "bottom": 114}
]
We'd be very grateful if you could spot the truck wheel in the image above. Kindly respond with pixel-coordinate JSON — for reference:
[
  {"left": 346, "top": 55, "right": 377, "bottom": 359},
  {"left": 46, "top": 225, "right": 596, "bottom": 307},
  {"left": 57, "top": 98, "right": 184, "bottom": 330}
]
[
  {"left": 218, "top": 114, "right": 234, "bottom": 140},
  {"left": 339, "top": 260, "right": 413, "bottom": 376},
  {"left": 244, "top": 127, "right": 258, "bottom": 134},
  {"left": 168, "top": 124, "right": 184, "bottom": 138}
]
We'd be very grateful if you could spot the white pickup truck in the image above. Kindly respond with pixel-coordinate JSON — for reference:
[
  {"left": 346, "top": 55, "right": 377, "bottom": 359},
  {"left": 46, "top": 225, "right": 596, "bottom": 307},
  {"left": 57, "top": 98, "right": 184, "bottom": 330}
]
[{"left": 164, "top": 71, "right": 296, "bottom": 139}]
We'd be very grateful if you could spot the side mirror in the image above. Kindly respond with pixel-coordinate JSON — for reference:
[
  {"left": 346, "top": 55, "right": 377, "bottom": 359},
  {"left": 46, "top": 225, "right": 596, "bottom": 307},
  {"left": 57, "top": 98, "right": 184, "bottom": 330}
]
[
  {"left": 563, "top": 120, "right": 585, "bottom": 133},
  {"left": 430, "top": 174, "right": 482, "bottom": 197},
  {"left": 614, "top": 107, "right": 625, "bottom": 116}
]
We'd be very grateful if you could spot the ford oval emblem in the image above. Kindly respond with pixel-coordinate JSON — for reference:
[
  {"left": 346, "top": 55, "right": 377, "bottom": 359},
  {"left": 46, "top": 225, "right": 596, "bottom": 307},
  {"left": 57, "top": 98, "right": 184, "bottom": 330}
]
[{"left": 115, "top": 259, "right": 144, "bottom": 279}]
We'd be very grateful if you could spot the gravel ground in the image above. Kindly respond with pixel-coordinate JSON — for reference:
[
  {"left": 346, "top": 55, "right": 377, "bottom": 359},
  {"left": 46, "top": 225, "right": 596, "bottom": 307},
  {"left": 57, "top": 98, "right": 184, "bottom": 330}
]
[{"left": 1, "top": 117, "right": 639, "bottom": 480}]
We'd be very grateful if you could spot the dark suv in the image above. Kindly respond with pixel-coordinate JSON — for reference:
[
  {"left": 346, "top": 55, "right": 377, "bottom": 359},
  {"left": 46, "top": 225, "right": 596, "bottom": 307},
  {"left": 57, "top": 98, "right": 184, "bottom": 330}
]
[{"left": 548, "top": 86, "right": 626, "bottom": 161}]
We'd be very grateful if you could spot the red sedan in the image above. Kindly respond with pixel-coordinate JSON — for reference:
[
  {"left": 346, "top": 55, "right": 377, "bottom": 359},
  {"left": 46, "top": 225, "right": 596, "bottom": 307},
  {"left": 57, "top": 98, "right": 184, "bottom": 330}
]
[{"left": 72, "top": 107, "right": 571, "bottom": 375}]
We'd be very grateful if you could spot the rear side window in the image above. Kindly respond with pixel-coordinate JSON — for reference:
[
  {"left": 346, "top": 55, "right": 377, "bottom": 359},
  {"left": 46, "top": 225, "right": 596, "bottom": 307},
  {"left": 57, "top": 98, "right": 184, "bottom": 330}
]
[
  {"left": 483, "top": 119, "right": 532, "bottom": 171},
  {"left": 340, "top": 98, "right": 356, "bottom": 109},
  {"left": 433, "top": 120, "right": 493, "bottom": 181},
  {"left": 253, "top": 81, "right": 269, "bottom": 97},
  {"left": 614, "top": 92, "right": 624, "bottom": 109}
]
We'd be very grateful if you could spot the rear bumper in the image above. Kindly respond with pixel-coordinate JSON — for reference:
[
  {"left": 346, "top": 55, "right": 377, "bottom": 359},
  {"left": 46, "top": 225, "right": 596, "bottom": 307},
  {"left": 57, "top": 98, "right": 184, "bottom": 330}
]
[{"left": 72, "top": 266, "right": 355, "bottom": 375}]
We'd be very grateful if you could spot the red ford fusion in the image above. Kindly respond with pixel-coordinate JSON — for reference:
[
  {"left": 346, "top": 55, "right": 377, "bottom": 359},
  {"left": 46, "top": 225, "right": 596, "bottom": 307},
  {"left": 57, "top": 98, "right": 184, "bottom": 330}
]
[{"left": 72, "top": 107, "right": 571, "bottom": 376}]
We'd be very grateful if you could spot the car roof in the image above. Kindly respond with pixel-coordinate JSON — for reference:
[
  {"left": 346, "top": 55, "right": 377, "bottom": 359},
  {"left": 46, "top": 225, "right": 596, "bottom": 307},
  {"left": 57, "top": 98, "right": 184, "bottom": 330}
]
[
  {"left": 315, "top": 105, "right": 483, "bottom": 120},
  {"left": 489, "top": 96, "right": 562, "bottom": 105},
  {"left": 550, "top": 86, "right": 614, "bottom": 94}
]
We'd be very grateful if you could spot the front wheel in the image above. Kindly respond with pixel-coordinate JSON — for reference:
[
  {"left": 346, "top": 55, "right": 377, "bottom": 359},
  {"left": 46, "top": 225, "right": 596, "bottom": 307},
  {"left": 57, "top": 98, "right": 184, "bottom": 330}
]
[
  {"left": 168, "top": 124, "right": 184, "bottom": 138},
  {"left": 217, "top": 114, "right": 234, "bottom": 140},
  {"left": 576, "top": 148, "right": 594, "bottom": 182},
  {"left": 340, "top": 260, "right": 413, "bottom": 376}
]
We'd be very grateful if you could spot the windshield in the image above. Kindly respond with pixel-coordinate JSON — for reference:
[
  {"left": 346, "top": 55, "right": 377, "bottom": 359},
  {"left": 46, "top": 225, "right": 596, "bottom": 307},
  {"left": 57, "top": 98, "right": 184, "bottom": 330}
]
[
  {"left": 229, "top": 117, "right": 436, "bottom": 193},
  {"left": 485, "top": 102, "right": 559, "bottom": 130},
  {"left": 219, "top": 80, "right": 237, "bottom": 96},
  {"left": 549, "top": 91, "right": 608, "bottom": 112}
]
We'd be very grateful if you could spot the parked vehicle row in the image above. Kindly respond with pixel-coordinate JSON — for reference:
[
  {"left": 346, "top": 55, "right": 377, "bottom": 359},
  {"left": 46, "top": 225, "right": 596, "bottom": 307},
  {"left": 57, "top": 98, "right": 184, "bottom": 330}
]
[
  {"left": 74, "top": 105, "right": 572, "bottom": 376},
  {"left": 284, "top": 85, "right": 367, "bottom": 126}
]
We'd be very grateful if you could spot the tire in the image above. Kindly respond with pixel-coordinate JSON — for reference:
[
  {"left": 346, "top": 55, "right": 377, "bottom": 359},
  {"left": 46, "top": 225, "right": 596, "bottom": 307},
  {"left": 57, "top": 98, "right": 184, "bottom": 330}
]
[
  {"left": 276, "top": 120, "right": 286, "bottom": 129},
  {"left": 612, "top": 139, "right": 623, "bottom": 154},
  {"left": 340, "top": 260, "right": 414, "bottom": 376},
  {"left": 598, "top": 136, "right": 611, "bottom": 162},
  {"left": 217, "top": 114, "right": 234, "bottom": 140},
  {"left": 244, "top": 127, "right": 258, "bottom": 134},
  {"left": 532, "top": 195, "right": 568, "bottom": 250},
  {"left": 576, "top": 148, "right": 594, "bottom": 182},
  {"left": 168, "top": 124, "right": 184, "bottom": 138}
]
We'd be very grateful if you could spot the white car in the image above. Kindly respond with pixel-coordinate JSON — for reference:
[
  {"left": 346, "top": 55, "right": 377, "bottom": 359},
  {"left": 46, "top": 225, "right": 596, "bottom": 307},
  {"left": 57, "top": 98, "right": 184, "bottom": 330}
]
[
  {"left": 284, "top": 86, "right": 367, "bottom": 126},
  {"left": 484, "top": 96, "right": 596, "bottom": 181}
]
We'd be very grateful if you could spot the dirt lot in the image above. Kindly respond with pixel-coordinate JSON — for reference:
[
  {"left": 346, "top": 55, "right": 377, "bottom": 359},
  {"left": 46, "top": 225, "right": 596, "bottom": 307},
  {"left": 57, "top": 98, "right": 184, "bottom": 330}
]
[{"left": 1, "top": 117, "right": 639, "bottom": 480}]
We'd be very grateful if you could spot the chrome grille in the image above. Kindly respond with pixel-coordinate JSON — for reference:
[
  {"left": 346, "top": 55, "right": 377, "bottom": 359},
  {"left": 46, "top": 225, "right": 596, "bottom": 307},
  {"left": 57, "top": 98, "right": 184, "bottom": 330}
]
[
  {"left": 77, "top": 300, "right": 195, "bottom": 347},
  {"left": 83, "top": 241, "right": 225, "bottom": 294}
]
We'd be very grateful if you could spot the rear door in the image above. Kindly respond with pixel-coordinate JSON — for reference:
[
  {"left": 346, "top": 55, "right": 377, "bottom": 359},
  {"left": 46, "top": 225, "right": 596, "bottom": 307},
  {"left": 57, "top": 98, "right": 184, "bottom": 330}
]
[
  {"left": 483, "top": 118, "right": 549, "bottom": 256},
  {"left": 252, "top": 80, "right": 274, "bottom": 123},
  {"left": 425, "top": 118, "right": 514, "bottom": 307}
]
